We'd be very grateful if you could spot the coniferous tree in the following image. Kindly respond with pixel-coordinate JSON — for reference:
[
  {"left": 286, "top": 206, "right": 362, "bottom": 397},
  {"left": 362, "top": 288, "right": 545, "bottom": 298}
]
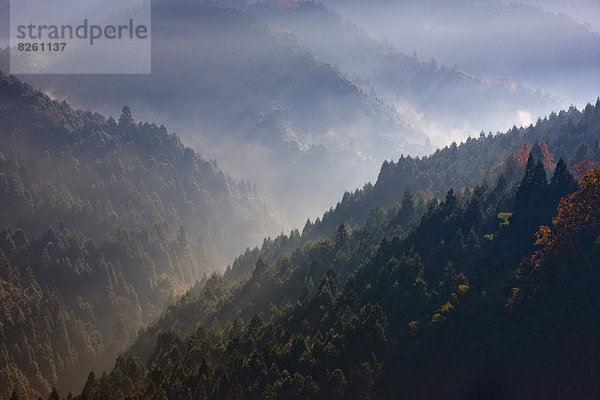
[{"left": 550, "top": 158, "right": 579, "bottom": 200}]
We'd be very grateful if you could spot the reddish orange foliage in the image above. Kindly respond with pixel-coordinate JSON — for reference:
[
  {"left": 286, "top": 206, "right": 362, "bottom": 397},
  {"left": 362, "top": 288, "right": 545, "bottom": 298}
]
[
  {"left": 510, "top": 143, "right": 531, "bottom": 174},
  {"left": 537, "top": 142, "right": 556, "bottom": 172},
  {"left": 573, "top": 159, "right": 599, "bottom": 181},
  {"left": 408, "top": 320, "right": 420, "bottom": 336},
  {"left": 505, "top": 142, "right": 555, "bottom": 179}
]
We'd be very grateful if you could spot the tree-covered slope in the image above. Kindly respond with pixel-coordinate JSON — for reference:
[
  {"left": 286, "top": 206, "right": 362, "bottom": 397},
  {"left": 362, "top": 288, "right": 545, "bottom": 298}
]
[
  {"left": 0, "top": 72, "right": 285, "bottom": 267},
  {"left": 0, "top": 72, "right": 285, "bottom": 398},
  {"left": 77, "top": 144, "right": 600, "bottom": 399}
]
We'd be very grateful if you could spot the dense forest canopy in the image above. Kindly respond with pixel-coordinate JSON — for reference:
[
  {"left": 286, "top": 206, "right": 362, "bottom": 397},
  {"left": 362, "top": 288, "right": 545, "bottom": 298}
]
[{"left": 71, "top": 153, "right": 599, "bottom": 400}]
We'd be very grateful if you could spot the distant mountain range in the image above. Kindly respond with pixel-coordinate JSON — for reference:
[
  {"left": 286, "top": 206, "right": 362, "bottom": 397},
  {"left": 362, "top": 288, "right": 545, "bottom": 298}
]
[
  {"left": 321, "top": 0, "right": 600, "bottom": 105},
  {"left": 251, "top": 0, "right": 566, "bottom": 149}
]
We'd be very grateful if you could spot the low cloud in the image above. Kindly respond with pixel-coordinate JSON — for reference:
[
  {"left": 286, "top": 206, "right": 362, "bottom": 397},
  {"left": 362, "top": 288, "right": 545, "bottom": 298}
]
[{"left": 516, "top": 109, "right": 533, "bottom": 127}]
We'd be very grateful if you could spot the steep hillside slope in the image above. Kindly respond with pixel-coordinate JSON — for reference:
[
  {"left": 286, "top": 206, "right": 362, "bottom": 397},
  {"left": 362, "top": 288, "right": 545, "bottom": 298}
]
[{"left": 0, "top": 72, "right": 284, "bottom": 398}]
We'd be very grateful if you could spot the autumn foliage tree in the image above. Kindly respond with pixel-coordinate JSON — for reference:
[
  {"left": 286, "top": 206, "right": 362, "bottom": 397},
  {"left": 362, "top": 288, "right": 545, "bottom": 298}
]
[
  {"left": 514, "top": 168, "right": 600, "bottom": 302},
  {"left": 531, "top": 141, "right": 555, "bottom": 172},
  {"left": 510, "top": 168, "right": 600, "bottom": 398},
  {"left": 504, "top": 143, "right": 531, "bottom": 182},
  {"left": 572, "top": 159, "right": 599, "bottom": 181}
]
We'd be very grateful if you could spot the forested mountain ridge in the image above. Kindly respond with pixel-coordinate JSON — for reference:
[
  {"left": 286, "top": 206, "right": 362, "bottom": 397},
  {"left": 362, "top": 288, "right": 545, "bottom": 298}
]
[
  {"left": 0, "top": 72, "right": 285, "bottom": 399},
  {"left": 71, "top": 102, "right": 600, "bottom": 399},
  {"left": 0, "top": 71, "right": 285, "bottom": 266}
]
